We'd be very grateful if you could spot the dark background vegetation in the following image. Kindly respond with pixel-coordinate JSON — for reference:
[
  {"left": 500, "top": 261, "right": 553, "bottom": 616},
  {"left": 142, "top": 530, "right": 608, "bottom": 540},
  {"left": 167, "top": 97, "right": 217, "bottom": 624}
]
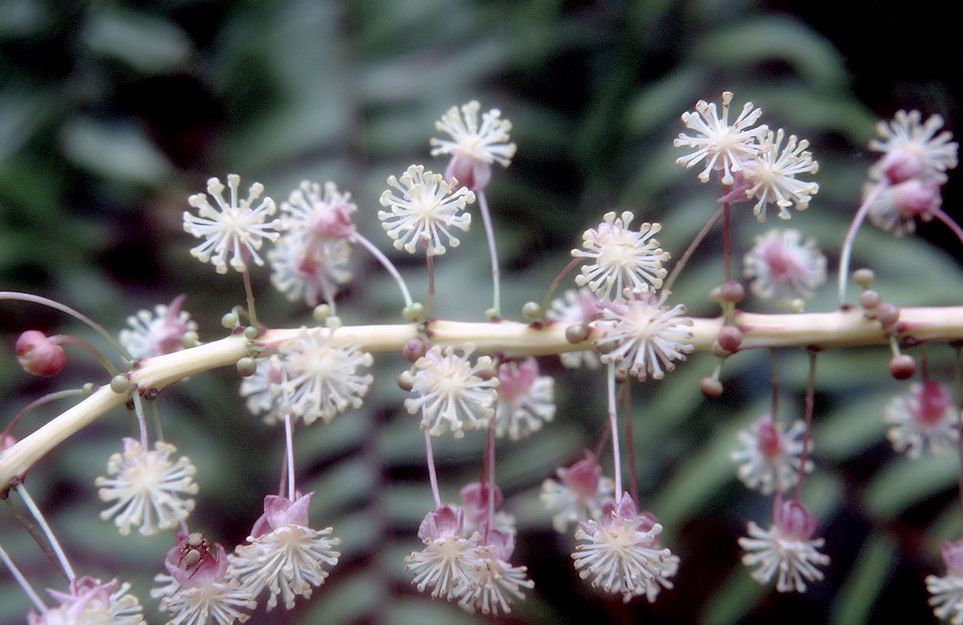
[{"left": 2, "top": 1, "right": 962, "bottom": 624}]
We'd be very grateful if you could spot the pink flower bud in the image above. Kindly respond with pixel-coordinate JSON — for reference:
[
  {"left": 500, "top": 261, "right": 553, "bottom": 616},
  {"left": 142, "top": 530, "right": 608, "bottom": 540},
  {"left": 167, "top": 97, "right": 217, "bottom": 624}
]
[
  {"left": 15, "top": 330, "right": 66, "bottom": 376},
  {"left": 417, "top": 505, "right": 464, "bottom": 542},
  {"left": 445, "top": 154, "right": 492, "bottom": 191},
  {"left": 891, "top": 178, "right": 942, "bottom": 219},
  {"left": 916, "top": 381, "right": 953, "bottom": 426},
  {"left": 460, "top": 482, "right": 503, "bottom": 527},
  {"left": 310, "top": 202, "right": 355, "bottom": 239},
  {"left": 497, "top": 357, "right": 539, "bottom": 403},
  {"left": 755, "top": 415, "right": 785, "bottom": 460},
  {"left": 479, "top": 526, "right": 515, "bottom": 561},
  {"left": 560, "top": 451, "right": 602, "bottom": 499},
  {"left": 249, "top": 491, "right": 314, "bottom": 538},
  {"left": 942, "top": 539, "right": 963, "bottom": 577},
  {"left": 773, "top": 494, "right": 818, "bottom": 541},
  {"left": 876, "top": 146, "right": 928, "bottom": 184}
]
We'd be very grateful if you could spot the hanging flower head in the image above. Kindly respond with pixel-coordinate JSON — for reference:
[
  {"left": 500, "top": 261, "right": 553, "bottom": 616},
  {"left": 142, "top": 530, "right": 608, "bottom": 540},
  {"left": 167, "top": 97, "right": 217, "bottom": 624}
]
[
  {"left": 183, "top": 174, "right": 280, "bottom": 274},
  {"left": 378, "top": 165, "right": 475, "bottom": 256},
  {"left": 866, "top": 177, "right": 946, "bottom": 236},
  {"left": 739, "top": 494, "right": 830, "bottom": 593},
  {"left": 869, "top": 110, "right": 958, "bottom": 184},
  {"left": 885, "top": 380, "right": 960, "bottom": 459},
  {"left": 741, "top": 128, "right": 819, "bottom": 221},
  {"left": 228, "top": 492, "right": 341, "bottom": 612},
  {"left": 267, "top": 235, "right": 352, "bottom": 306},
  {"left": 119, "top": 295, "right": 197, "bottom": 360},
  {"left": 541, "top": 451, "right": 615, "bottom": 532},
  {"left": 279, "top": 180, "right": 355, "bottom": 239},
  {"left": 927, "top": 538, "right": 963, "bottom": 625},
  {"left": 742, "top": 228, "right": 827, "bottom": 308},
  {"left": 731, "top": 415, "right": 813, "bottom": 495},
  {"left": 494, "top": 357, "right": 556, "bottom": 440},
  {"left": 572, "top": 211, "right": 669, "bottom": 302},
  {"left": 674, "top": 91, "right": 768, "bottom": 185},
  {"left": 430, "top": 100, "right": 517, "bottom": 191},
  {"left": 29, "top": 576, "right": 145, "bottom": 625},
  {"left": 592, "top": 288, "right": 693, "bottom": 381},
  {"left": 95, "top": 438, "right": 199, "bottom": 536},
  {"left": 571, "top": 493, "right": 679, "bottom": 603},
  {"left": 405, "top": 506, "right": 483, "bottom": 602},
  {"left": 404, "top": 344, "right": 499, "bottom": 438}
]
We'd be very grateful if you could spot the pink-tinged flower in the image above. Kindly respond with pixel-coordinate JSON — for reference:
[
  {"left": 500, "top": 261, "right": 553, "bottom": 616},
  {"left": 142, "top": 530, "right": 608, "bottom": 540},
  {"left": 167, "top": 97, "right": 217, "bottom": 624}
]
[
  {"left": 239, "top": 360, "right": 283, "bottom": 423},
  {"left": 571, "top": 493, "right": 679, "bottom": 603},
  {"left": 927, "top": 539, "right": 963, "bottom": 624},
  {"left": 151, "top": 532, "right": 255, "bottom": 625},
  {"left": 869, "top": 110, "right": 958, "bottom": 184},
  {"left": 267, "top": 234, "right": 352, "bottom": 306},
  {"left": 279, "top": 180, "right": 355, "bottom": 239},
  {"left": 572, "top": 211, "right": 670, "bottom": 302},
  {"left": 547, "top": 289, "right": 602, "bottom": 369},
  {"left": 183, "top": 174, "right": 281, "bottom": 274},
  {"left": 732, "top": 415, "right": 813, "bottom": 495},
  {"left": 95, "top": 438, "right": 199, "bottom": 536},
  {"left": 674, "top": 91, "right": 768, "bottom": 185},
  {"left": 866, "top": 177, "right": 945, "bottom": 236},
  {"left": 494, "top": 357, "right": 556, "bottom": 440},
  {"left": 592, "top": 288, "right": 694, "bottom": 381},
  {"left": 460, "top": 482, "right": 516, "bottom": 538},
  {"left": 885, "top": 381, "right": 960, "bottom": 459},
  {"left": 404, "top": 344, "right": 499, "bottom": 438},
  {"left": 29, "top": 576, "right": 145, "bottom": 625},
  {"left": 119, "top": 295, "right": 197, "bottom": 359},
  {"left": 739, "top": 494, "right": 830, "bottom": 593},
  {"left": 273, "top": 327, "right": 374, "bottom": 425},
  {"left": 742, "top": 228, "right": 826, "bottom": 308},
  {"left": 430, "top": 101, "right": 516, "bottom": 191},
  {"left": 228, "top": 492, "right": 340, "bottom": 611},
  {"left": 541, "top": 451, "right": 615, "bottom": 532},
  {"left": 741, "top": 128, "right": 819, "bottom": 221},
  {"left": 15, "top": 330, "right": 66, "bottom": 377},
  {"left": 457, "top": 528, "right": 534, "bottom": 616},
  {"left": 378, "top": 165, "right": 475, "bottom": 256},
  {"left": 405, "top": 506, "right": 484, "bottom": 602}
]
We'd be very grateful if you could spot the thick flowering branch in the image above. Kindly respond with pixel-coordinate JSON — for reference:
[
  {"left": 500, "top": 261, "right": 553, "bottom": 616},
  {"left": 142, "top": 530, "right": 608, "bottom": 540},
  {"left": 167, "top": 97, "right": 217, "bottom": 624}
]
[{"left": 4, "top": 306, "right": 963, "bottom": 490}]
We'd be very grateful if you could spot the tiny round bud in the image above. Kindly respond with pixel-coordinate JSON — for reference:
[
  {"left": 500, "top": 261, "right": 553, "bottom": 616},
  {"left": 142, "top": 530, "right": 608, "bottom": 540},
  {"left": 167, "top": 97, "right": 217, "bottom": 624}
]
[
  {"left": 595, "top": 338, "right": 617, "bottom": 355},
  {"left": 313, "top": 304, "right": 331, "bottom": 322},
  {"left": 403, "top": 338, "right": 428, "bottom": 363},
  {"left": 221, "top": 312, "right": 238, "bottom": 329},
  {"left": 720, "top": 281, "right": 745, "bottom": 304},
  {"left": 709, "top": 286, "right": 724, "bottom": 304},
  {"left": 790, "top": 298, "right": 806, "bottom": 313},
  {"left": 82, "top": 382, "right": 95, "bottom": 395},
  {"left": 889, "top": 354, "right": 916, "bottom": 380},
  {"left": 858, "top": 290, "right": 881, "bottom": 310},
  {"left": 403, "top": 302, "right": 425, "bottom": 321},
  {"left": 853, "top": 268, "right": 875, "bottom": 289},
  {"left": 877, "top": 303, "right": 900, "bottom": 329},
  {"left": 110, "top": 375, "right": 131, "bottom": 394},
  {"left": 236, "top": 357, "right": 257, "bottom": 377},
  {"left": 700, "top": 376, "right": 723, "bottom": 399},
  {"left": 476, "top": 366, "right": 497, "bottom": 381},
  {"left": 485, "top": 307, "right": 499, "bottom": 320},
  {"left": 711, "top": 340, "right": 731, "bottom": 359},
  {"left": 565, "top": 323, "right": 590, "bottom": 345},
  {"left": 15, "top": 331, "right": 66, "bottom": 377},
  {"left": 717, "top": 326, "right": 743, "bottom": 353},
  {"left": 243, "top": 326, "right": 259, "bottom": 340},
  {"left": 181, "top": 331, "right": 199, "bottom": 348},
  {"left": 522, "top": 301, "right": 544, "bottom": 322},
  {"left": 397, "top": 370, "right": 414, "bottom": 391}
]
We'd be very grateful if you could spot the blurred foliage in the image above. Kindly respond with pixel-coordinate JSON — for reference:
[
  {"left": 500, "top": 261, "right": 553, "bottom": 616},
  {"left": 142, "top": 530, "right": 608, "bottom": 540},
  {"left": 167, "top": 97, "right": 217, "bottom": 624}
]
[{"left": 1, "top": 1, "right": 961, "bottom": 624}]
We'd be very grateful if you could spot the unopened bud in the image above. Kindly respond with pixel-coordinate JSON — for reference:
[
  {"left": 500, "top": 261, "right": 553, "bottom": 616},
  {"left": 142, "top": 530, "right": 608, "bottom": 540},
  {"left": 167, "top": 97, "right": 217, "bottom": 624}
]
[
  {"left": 717, "top": 326, "right": 743, "bottom": 353},
  {"left": 15, "top": 330, "right": 66, "bottom": 377},
  {"left": 565, "top": 323, "right": 590, "bottom": 344},
  {"left": 858, "top": 290, "right": 881, "bottom": 310},
  {"left": 720, "top": 281, "right": 745, "bottom": 304},
  {"left": 853, "top": 268, "right": 875, "bottom": 289},
  {"left": 403, "top": 338, "right": 428, "bottom": 363},
  {"left": 711, "top": 340, "right": 731, "bottom": 359},
  {"left": 397, "top": 370, "right": 414, "bottom": 391},
  {"left": 700, "top": 376, "right": 723, "bottom": 399},
  {"left": 877, "top": 303, "right": 900, "bottom": 329},
  {"left": 403, "top": 302, "right": 425, "bottom": 321},
  {"left": 313, "top": 304, "right": 331, "bottom": 322},
  {"left": 181, "top": 331, "right": 200, "bottom": 348},
  {"left": 889, "top": 354, "right": 916, "bottom": 380},
  {"left": 243, "top": 326, "right": 259, "bottom": 340},
  {"left": 236, "top": 357, "right": 257, "bottom": 377},
  {"left": 110, "top": 374, "right": 131, "bottom": 394},
  {"left": 522, "top": 301, "right": 544, "bottom": 322},
  {"left": 221, "top": 312, "right": 238, "bottom": 329}
]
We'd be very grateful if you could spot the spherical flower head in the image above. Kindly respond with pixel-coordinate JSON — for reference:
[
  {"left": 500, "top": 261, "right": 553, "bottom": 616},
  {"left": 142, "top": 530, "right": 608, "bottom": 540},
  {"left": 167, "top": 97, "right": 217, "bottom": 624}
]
[
  {"left": 675, "top": 91, "right": 769, "bottom": 185},
  {"left": 280, "top": 180, "right": 355, "bottom": 239},
  {"left": 742, "top": 229, "right": 827, "bottom": 308},
  {"left": 592, "top": 288, "right": 694, "bottom": 381},
  {"left": 457, "top": 529, "right": 534, "bottom": 616},
  {"left": 183, "top": 174, "right": 281, "bottom": 274},
  {"left": 541, "top": 451, "right": 615, "bottom": 532},
  {"left": 869, "top": 110, "right": 958, "bottom": 184},
  {"left": 741, "top": 128, "right": 819, "bottom": 221},
  {"left": 406, "top": 506, "right": 485, "bottom": 602},
  {"left": 267, "top": 234, "right": 352, "bottom": 306},
  {"left": 572, "top": 211, "right": 670, "bottom": 302},
  {"left": 29, "top": 576, "right": 145, "bottom": 625},
  {"left": 228, "top": 491, "right": 341, "bottom": 611},
  {"left": 885, "top": 380, "right": 960, "bottom": 459},
  {"left": 732, "top": 415, "right": 813, "bottom": 495},
  {"left": 404, "top": 344, "right": 499, "bottom": 438},
  {"left": 95, "top": 438, "right": 199, "bottom": 536},
  {"left": 866, "top": 177, "right": 945, "bottom": 236},
  {"left": 378, "top": 164, "right": 475, "bottom": 256},
  {"left": 547, "top": 289, "right": 602, "bottom": 369},
  {"left": 572, "top": 493, "right": 679, "bottom": 603},
  {"left": 430, "top": 100, "right": 517, "bottom": 191},
  {"left": 928, "top": 539, "right": 963, "bottom": 625},
  {"left": 494, "top": 357, "right": 556, "bottom": 440},
  {"left": 15, "top": 330, "right": 66, "bottom": 377},
  {"left": 272, "top": 327, "right": 374, "bottom": 425},
  {"left": 119, "top": 295, "right": 197, "bottom": 360},
  {"left": 739, "top": 494, "right": 829, "bottom": 593}
]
